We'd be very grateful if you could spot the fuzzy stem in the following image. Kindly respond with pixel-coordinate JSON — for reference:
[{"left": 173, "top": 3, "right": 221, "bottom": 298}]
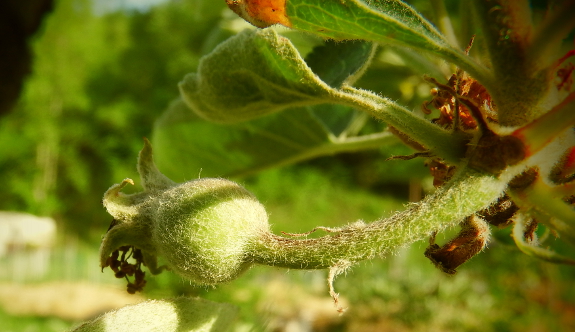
[
  {"left": 248, "top": 167, "right": 506, "bottom": 269},
  {"left": 471, "top": 0, "right": 533, "bottom": 73},
  {"left": 471, "top": 0, "right": 548, "bottom": 127},
  {"left": 336, "top": 86, "right": 471, "bottom": 165}
]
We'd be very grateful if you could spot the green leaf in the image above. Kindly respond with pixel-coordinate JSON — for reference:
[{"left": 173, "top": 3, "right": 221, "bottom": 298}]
[
  {"left": 69, "top": 297, "right": 238, "bottom": 332},
  {"left": 288, "top": 0, "right": 445, "bottom": 46},
  {"left": 152, "top": 99, "right": 399, "bottom": 180},
  {"left": 153, "top": 99, "right": 327, "bottom": 179},
  {"left": 304, "top": 39, "right": 375, "bottom": 88},
  {"left": 177, "top": 29, "right": 468, "bottom": 164},
  {"left": 304, "top": 39, "right": 375, "bottom": 135},
  {"left": 310, "top": 103, "right": 358, "bottom": 138},
  {"left": 179, "top": 28, "right": 336, "bottom": 124},
  {"left": 283, "top": 0, "right": 493, "bottom": 87}
]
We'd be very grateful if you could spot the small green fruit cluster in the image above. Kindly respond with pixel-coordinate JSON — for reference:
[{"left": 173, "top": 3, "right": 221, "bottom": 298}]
[{"left": 101, "top": 139, "right": 269, "bottom": 287}]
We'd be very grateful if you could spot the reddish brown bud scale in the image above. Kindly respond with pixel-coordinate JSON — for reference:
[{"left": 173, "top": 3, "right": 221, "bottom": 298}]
[
  {"left": 560, "top": 147, "right": 575, "bottom": 179},
  {"left": 226, "top": 0, "right": 291, "bottom": 28},
  {"left": 549, "top": 147, "right": 575, "bottom": 184},
  {"left": 565, "top": 147, "right": 575, "bottom": 170},
  {"left": 477, "top": 194, "right": 518, "bottom": 228},
  {"left": 425, "top": 216, "right": 490, "bottom": 274}
]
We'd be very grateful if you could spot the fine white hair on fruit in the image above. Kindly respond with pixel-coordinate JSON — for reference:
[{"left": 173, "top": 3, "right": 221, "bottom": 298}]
[{"left": 100, "top": 139, "right": 270, "bottom": 285}]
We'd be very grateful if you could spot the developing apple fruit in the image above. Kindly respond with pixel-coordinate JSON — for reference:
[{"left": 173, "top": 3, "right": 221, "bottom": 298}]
[{"left": 100, "top": 138, "right": 270, "bottom": 287}]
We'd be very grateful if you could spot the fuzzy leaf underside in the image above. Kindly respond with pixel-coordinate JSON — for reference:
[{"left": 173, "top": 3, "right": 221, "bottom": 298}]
[
  {"left": 161, "top": 30, "right": 413, "bottom": 178},
  {"left": 179, "top": 28, "right": 336, "bottom": 124},
  {"left": 179, "top": 28, "right": 378, "bottom": 126},
  {"left": 70, "top": 297, "right": 238, "bottom": 332}
]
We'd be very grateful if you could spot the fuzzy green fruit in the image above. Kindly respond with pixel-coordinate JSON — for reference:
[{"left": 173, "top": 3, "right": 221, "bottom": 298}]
[{"left": 101, "top": 139, "right": 269, "bottom": 285}]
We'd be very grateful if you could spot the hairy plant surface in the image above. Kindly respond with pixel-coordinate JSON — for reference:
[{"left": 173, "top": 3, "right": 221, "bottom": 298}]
[{"left": 83, "top": 0, "right": 575, "bottom": 330}]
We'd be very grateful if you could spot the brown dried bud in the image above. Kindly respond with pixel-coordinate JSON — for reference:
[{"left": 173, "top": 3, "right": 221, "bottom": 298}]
[
  {"left": 508, "top": 167, "right": 538, "bottom": 190},
  {"left": 477, "top": 194, "right": 518, "bottom": 228},
  {"left": 425, "top": 215, "right": 490, "bottom": 274}
]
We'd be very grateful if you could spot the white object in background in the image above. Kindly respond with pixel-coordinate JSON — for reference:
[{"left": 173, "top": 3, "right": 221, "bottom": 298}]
[{"left": 0, "top": 211, "right": 56, "bottom": 257}]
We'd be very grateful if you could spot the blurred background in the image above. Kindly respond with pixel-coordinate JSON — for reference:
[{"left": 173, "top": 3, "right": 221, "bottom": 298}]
[{"left": 1, "top": 0, "right": 574, "bottom": 331}]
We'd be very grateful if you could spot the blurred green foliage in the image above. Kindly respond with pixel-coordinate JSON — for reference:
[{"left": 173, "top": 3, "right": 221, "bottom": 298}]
[
  {"left": 0, "top": 0, "right": 231, "bottom": 239},
  {"left": 1, "top": 0, "right": 574, "bottom": 331}
]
